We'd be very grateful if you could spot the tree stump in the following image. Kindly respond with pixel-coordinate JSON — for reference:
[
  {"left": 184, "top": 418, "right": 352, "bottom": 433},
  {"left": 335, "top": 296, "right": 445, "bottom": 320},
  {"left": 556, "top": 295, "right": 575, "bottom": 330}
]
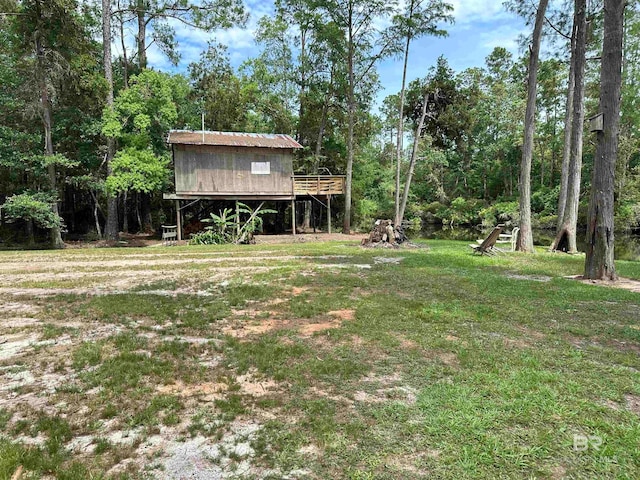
[{"left": 361, "top": 220, "right": 407, "bottom": 248}]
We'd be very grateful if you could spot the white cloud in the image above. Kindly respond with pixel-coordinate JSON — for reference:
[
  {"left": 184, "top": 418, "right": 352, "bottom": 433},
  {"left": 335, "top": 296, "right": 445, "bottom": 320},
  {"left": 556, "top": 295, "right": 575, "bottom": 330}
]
[
  {"left": 449, "top": 0, "right": 511, "bottom": 25},
  {"left": 478, "top": 23, "right": 527, "bottom": 52}
]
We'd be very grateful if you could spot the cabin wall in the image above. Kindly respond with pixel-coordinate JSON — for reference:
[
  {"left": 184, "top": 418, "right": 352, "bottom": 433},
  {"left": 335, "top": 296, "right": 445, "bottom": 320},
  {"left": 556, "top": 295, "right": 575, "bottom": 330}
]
[{"left": 174, "top": 145, "right": 294, "bottom": 195}]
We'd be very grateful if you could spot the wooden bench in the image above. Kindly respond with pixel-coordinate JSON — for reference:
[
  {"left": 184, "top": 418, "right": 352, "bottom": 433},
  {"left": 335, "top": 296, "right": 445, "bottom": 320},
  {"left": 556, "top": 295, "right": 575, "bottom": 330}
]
[{"left": 162, "top": 225, "right": 178, "bottom": 246}]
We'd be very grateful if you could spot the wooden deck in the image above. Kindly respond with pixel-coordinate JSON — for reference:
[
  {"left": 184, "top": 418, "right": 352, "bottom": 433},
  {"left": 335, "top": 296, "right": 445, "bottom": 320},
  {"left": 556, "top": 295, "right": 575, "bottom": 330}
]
[{"left": 293, "top": 175, "right": 346, "bottom": 196}]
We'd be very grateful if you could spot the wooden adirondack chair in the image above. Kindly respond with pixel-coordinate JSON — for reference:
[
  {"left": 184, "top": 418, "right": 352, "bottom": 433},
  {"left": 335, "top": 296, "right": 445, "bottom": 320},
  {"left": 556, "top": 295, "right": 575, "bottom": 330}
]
[{"left": 469, "top": 225, "right": 504, "bottom": 256}]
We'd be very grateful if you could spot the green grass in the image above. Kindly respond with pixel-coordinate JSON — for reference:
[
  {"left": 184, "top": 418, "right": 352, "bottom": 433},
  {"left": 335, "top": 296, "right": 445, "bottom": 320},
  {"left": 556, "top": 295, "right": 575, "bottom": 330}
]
[{"left": 0, "top": 239, "right": 639, "bottom": 478}]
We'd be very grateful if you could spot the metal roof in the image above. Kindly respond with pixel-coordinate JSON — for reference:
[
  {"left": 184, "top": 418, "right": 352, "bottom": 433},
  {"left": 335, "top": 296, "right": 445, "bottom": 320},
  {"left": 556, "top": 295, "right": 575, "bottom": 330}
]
[{"left": 167, "top": 130, "right": 302, "bottom": 149}]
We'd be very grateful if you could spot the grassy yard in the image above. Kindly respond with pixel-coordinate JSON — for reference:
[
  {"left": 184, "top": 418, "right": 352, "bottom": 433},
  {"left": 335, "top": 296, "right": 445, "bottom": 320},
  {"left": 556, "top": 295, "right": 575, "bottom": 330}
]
[{"left": 0, "top": 239, "right": 639, "bottom": 479}]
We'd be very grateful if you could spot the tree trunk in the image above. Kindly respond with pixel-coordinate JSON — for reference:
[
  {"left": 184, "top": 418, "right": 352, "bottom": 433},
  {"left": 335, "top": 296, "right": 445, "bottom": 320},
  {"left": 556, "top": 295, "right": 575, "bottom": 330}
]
[
  {"left": 26, "top": 219, "right": 35, "bottom": 248},
  {"left": 557, "top": 21, "right": 577, "bottom": 230},
  {"left": 141, "top": 192, "right": 153, "bottom": 232},
  {"left": 343, "top": 4, "right": 355, "bottom": 234},
  {"left": 551, "top": 0, "right": 587, "bottom": 253},
  {"left": 297, "top": 29, "right": 306, "bottom": 145},
  {"left": 103, "top": 0, "right": 119, "bottom": 241},
  {"left": 395, "top": 5, "right": 414, "bottom": 226},
  {"left": 122, "top": 191, "right": 129, "bottom": 233},
  {"left": 93, "top": 193, "right": 102, "bottom": 238},
  {"left": 302, "top": 200, "right": 311, "bottom": 231},
  {"left": 516, "top": 0, "right": 549, "bottom": 253},
  {"left": 118, "top": 0, "right": 129, "bottom": 88},
  {"left": 398, "top": 91, "right": 428, "bottom": 224},
  {"left": 315, "top": 75, "right": 331, "bottom": 161},
  {"left": 35, "top": 24, "right": 64, "bottom": 249},
  {"left": 539, "top": 136, "right": 545, "bottom": 188},
  {"left": 137, "top": 0, "right": 147, "bottom": 69},
  {"left": 135, "top": 192, "right": 142, "bottom": 232},
  {"left": 584, "top": 0, "right": 625, "bottom": 280}
]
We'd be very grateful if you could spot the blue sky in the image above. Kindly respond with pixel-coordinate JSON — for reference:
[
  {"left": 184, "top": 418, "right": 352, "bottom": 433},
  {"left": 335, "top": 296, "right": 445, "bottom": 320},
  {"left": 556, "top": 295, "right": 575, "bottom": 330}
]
[{"left": 135, "top": 0, "right": 529, "bottom": 108}]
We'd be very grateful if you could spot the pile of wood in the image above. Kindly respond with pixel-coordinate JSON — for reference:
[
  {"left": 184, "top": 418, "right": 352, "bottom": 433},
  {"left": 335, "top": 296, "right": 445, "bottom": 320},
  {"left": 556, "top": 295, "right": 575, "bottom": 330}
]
[{"left": 361, "top": 219, "right": 408, "bottom": 248}]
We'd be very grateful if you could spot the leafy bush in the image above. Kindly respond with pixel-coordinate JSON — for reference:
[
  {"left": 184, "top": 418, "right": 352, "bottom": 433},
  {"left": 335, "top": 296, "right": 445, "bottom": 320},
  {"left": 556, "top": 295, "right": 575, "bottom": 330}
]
[
  {"left": 531, "top": 186, "right": 559, "bottom": 215},
  {"left": 2, "top": 192, "right": 62, "bottom": 229},
  {"left": 615, "top": 202, "right": 640, "bottom": 231},
  {"left": 189, "top": 202, "right": 276, "bottom": 245},
  {"left": 535, "top": 214, "right": 558, "bottom": 230},
  {"left": 479, "top": 201, "right": 519, "bottom": 228},
  {"left": 356, "top": 198, "right": 382, "bottom": 231},
  {"left": 439, "top": 197, "right": 485, "bottom": 226},
  {"left": 189, "top": 229, "right": 227, "bottom": 245},
  {"left": 424, "top": 202, "right": 444, "bottom": 215}
]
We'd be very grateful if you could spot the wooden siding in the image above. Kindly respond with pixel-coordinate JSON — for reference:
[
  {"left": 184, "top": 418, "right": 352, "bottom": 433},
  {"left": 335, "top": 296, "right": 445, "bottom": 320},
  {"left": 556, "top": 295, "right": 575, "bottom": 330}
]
[{"left": 174, "top": 144, "right": 294, "bottom": 195}]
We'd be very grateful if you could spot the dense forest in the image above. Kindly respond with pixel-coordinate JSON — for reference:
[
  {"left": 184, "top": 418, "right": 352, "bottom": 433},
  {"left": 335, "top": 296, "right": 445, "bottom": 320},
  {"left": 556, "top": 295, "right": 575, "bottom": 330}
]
[{"left": 0, "top": 0, "right": 638, "bottom": 254}]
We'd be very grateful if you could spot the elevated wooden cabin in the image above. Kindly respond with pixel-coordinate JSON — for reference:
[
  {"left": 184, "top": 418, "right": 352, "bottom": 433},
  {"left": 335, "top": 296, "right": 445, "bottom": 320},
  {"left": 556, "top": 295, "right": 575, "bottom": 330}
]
[{"left": 163, "top": 130, "right": 345, "bottom": 239}]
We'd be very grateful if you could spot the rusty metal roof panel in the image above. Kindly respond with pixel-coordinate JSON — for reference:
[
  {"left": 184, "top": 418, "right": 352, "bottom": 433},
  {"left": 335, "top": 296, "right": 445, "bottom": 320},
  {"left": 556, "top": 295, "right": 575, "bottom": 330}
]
[{"left": 167, "top": 130, "right": 302, "bottom": 149}]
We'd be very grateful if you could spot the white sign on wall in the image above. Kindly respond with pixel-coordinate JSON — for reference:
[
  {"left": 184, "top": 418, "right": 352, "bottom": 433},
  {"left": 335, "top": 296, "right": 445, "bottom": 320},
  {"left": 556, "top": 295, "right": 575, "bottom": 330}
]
[{"left": 251, "top": 161, "right": 271, "bottom": 175}]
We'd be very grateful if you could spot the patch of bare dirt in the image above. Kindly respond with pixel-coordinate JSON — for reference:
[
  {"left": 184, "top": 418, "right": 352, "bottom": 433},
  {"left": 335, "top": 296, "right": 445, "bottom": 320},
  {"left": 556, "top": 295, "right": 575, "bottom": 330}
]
[
  {"left": 354, "top": 385, "right": 418, "bottom": 405},
  {"left": 254, "top": 233, "right": 359, "bottom": 244},
  {"left": 396, "top": 335, "right": 419, "bottom": 349},
  {"left": 157, "top": 381, "right": 228, "bottom": 401},
  {"left": 385, "top": 452, "right": 432, "bottom": 474},
  {"left": 291, "top": 286, "right": 310, "bottom": 296},
  {"left": 608, "top": 338, "right": 640, "bottom": 355},
  {"left": 361, "top": 371, "right": 402, "bottom": 385},
  {"left": 327, "top": 309, "right": 355, "bottom": 321},
  {"left": 0, "top": 302, "right": 41, "bottom": 315},
  {"left": 223, "top": 319, "right": 280, "bottom": 338},
  {"left": 601, "top": 399, "right": 621, "bottom": 411},
  {"left": 231, "top": 308, "right": 279, "bottom": 318},
  {"left": 1, "top": 317, "right": 41, "bottom": 329},
  {"left": 625, "top": 394, "right": 640, "bottom": 415},
  {"left": 506, "top": 273, "right": 552, "bottom": 282},
  {"left": 349, "top": 287, "right": 371, "bottom": 300},
  {"left": 236, "top": 371, "right": 281, "bottom": 397},
  {"left": 297, "top": 444, "right": 322, "bottom": 457},
  {"left": 514, "top": 325, "right": 547, "bottom": 340},
  {"left": 550, "top": 465, "right": 567, "bottom": 480},
  {"left": 298, "top": 310, "right": 355, "bottom": 336},
  {"left": 566, "top": 275, "right": 640, "bottom": 294},
  {"left": 353, "top": 390, "right": 385, "bottom": 403},
  {"left": 373, "top": 256, "right": 403, "bottom": 265},
  {"left": 444, "top": 334, "right": 469, "bottom": 346},
  {"left": 503, "top": 337, "right": 531, "bottom": 349},
  {"left": 0, "top": 333, "right": 39, "bottom": 361},
  {"left": 298, "top": 320, "right": 342, "bottom": 337},
  {"left": 264, "top": 297, "right": 288, "bottom": 306},
  {"left": 225, "top": 309, "right": 356, "bottom": 339},
  {"left": 433, "top": 351, "right": 459, "bottom": 367}
]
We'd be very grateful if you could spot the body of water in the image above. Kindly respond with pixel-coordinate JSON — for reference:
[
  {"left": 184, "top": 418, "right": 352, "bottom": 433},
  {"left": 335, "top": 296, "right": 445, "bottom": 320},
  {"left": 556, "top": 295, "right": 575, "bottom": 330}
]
[{"left": 419, "top": 225, "right": 640, "bottom": 262}]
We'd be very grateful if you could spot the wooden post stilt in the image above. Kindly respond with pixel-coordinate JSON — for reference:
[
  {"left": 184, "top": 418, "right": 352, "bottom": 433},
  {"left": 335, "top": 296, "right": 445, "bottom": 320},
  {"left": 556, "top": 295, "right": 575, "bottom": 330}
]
[
  {"left": 235, "top": 201, "right": 240, "bottom": 237},
  {"left": 291, "top": 199, "right": 296, "bottom": 236},
  {"left": 176, "top": 200, "right": 182, "bottom": 241},
  {"left": 312, "top": 198, "right": 316, "bottom": 233},
  {"left": 327, "top": 195, "right": 331, "bottom": 234}
]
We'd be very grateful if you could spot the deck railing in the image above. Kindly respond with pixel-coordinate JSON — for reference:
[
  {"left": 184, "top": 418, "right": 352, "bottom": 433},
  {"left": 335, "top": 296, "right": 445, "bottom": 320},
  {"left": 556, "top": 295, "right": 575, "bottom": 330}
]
[{"left": 293, "top": 175, "right": 346, "bottom": 196}]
